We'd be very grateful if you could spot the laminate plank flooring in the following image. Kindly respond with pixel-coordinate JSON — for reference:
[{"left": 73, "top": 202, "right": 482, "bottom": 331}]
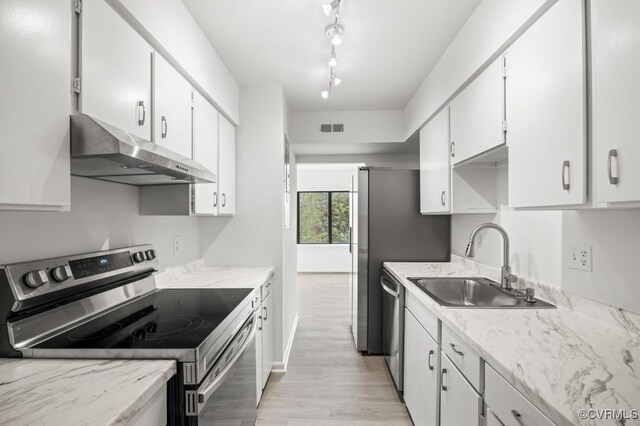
[{"left": 256, "top": 273, "right": 412, "bottom": 426}]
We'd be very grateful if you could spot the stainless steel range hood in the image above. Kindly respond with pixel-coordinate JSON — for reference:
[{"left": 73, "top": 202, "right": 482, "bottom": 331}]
[{"left": 70, "top": 114, "right": 216, "bottom": 185}]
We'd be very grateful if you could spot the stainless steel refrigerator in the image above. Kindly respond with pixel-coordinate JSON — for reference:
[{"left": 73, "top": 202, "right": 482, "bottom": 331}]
[{"left": 350, "top": 167, "right": 450, "bottom": 355}]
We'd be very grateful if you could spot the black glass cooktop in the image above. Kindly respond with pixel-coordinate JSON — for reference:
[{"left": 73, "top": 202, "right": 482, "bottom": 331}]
[{"left": 33, "top": 288, "right": 252, "bottom": 350}]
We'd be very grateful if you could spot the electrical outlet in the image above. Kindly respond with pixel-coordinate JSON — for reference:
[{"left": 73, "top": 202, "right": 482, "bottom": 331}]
[
  {"left": 569, "top": 245, "right": 592, "bottom": 272},
  {"left": 173, "top": 235, "right": 181, "bottom": 256}
]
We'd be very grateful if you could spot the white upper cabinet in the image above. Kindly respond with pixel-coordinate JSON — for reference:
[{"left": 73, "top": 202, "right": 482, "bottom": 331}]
[
  {"left": 420, "top": 108, "right": 451, "bottom": 214},
  {"left": 217, "top": 115, "right": 236, "bottom": 215},
  {"left": 450, "top": 57, "right": 505, "bottom": 165},
  {"left": 80, "top": 0, "right": 151, "bottom": 139},
  {"left": 591, "top": 0, "right": 640, "bottom": 206},
  {"left": 506, "top": 0, "right": 587, "bottom": 208},
  {"left": 154, "top": 55, "right": 193, "bottom": 159},
  {"left": 192, "top": 91, "right": 219, "bottom": 215},
  {"left": 0, "top": 0, "right": 71, "bottom": 211}
]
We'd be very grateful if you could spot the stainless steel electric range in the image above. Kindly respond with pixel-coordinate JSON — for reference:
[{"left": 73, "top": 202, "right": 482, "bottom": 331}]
[{"left": 0, "top": 245, "right": 259, "bottom": 425}]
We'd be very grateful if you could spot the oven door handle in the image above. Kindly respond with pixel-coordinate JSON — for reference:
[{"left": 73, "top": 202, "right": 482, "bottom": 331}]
[{"left": 197, "top": 316, "right": 257, "bottom": 409}]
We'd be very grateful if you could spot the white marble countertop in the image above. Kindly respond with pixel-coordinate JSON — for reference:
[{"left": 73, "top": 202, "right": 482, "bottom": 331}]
[
  {"left": 384, "top": 257, "right": 640, "bottom": 426},
  {"left": 0, "top": 358, "right": 175, "bottom": 426},
  {"left": 155, "top": 260, "right": 274, "bottom": 290}
]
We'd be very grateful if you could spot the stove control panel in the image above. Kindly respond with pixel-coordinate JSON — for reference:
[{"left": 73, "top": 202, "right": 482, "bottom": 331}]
[{"left": 1, "top": 245, "right": 158, "bottom": 313}]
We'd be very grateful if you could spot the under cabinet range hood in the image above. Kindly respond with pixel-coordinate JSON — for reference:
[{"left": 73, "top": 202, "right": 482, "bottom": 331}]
[{"left": 70, "top": 114, "right": 216, "bottom": 186}]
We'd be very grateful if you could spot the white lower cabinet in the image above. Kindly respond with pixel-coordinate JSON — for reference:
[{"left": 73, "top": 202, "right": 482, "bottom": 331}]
[
  {"left": 261, "top": 289, "right": 274, "bottom": 388},
  {"left": 256, "top": 281, "right": 274, "bottom": 405},
  {"left": 440, "top": 355, "right": 482, "bottom": 426},
  {"left": 403, "top": 309, "right": 438, "bottom": 426},
  {"left": 485, "top": 364, "right": 553, "bottom": 426},
  {"left": 129, "top": 385, "right": 167, "bottom": 426}
]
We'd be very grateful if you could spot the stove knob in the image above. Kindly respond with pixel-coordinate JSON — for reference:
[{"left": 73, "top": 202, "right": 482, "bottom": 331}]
[
  {"left": 145, "top": 250, "right": 156, "bottom": 261},
  {"left": 51, "top": 265, "right": 72, "bottom": 282},
  {"left": 24, "top": 270, "right": 48, "bottom": 288},
  {"left": 133, "top": 251, "right": 145, "bottom": 263}
]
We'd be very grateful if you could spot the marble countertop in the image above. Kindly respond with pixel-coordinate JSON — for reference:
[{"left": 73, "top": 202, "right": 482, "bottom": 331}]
[
  {"left": 0, "top": 358, "right": 175, "bottom": 426},
  {"left": 384, "top": 257, "right": 640, "bottom": 426},
  {"left": 155, "top": 259, "right": 274, "bottom": 290}
]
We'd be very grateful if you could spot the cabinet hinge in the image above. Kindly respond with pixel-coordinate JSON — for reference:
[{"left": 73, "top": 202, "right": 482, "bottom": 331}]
[
  {"left": 502, "top": 120, "right": 508, "bottom": 132},
  {"left": 73, "top": 0, "right": 82, "bottom": 14},
  {"left": 72, "top": 77, "right": 81, "bottom": 94}
]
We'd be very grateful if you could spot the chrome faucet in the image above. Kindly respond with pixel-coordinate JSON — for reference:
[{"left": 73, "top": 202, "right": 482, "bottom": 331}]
[{"left": 464, "top": 223, "right": 518, "bottom": 290}]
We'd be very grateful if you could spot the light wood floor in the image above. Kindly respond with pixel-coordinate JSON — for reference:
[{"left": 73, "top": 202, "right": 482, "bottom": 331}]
[{"left": 256, "top": 273, "right": 412, "bottom": 426}]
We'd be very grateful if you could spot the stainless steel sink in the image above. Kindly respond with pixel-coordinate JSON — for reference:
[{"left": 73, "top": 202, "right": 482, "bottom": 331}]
[{"left": 407, "top": 277, "right": 554, "bottom": 309}]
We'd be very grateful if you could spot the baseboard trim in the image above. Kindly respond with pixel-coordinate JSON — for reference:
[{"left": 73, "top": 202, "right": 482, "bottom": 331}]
[{"left": 272, "top": 313, "right": 299, "bottom": 373}]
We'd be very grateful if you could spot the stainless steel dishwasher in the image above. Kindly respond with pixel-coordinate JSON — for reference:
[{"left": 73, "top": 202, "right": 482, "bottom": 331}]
[{"left": 381, "top": 269, "right": 405, "bottom": 393}]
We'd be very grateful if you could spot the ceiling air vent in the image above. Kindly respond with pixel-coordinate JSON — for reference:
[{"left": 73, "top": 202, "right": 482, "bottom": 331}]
[{"left": 319, "top": 123, "right": 345, "bottom": 134}]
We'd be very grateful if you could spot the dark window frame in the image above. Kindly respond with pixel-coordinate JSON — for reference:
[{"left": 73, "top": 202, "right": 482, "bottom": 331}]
[{"left": 297, "top": 191, "right": 350, "bottom": 245}]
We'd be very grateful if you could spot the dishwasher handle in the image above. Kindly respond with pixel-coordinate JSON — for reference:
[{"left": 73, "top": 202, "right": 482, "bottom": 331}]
[
  {"left": 197, "top": 316, "right": 257, "bottom": 408},
  {"left": 380, "top": 276, "right": 399, "bottom": 299}
]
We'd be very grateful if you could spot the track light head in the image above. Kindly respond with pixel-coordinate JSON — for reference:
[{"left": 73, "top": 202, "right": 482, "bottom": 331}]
[
  {"left": 321, "top": 90, "right": 329, "bottom": 99},
  {"left": 325, "top": 23, "right": 344, "bottom": 45},
  {"left": 322, "top": 0, "right": 340, "bottom": 17},
  {"left": 328, "top": 48, "right": 338, "bottom": 67},
  {"left": 333, "top": 75, "right": 342, "bottom": 86}
]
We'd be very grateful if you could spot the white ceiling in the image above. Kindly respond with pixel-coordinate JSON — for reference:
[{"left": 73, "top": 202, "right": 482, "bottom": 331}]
[{"left": 182, "top": 0, "right": 481, "bottom": 112}]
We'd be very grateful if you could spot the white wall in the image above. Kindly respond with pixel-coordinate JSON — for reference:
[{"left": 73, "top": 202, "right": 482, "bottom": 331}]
[
  {"left": 403, "top": 0, "right": 556, "bottom": 139},
  {"left": 297, "top": 154, "right": 419, "bottom": 170},
  {"left": 0, "top": 177, "right": 200, "bottom": 270},
  {"left": 289, "top": 110, "right": 404, "bottom": 144},
  {"left": 296, "top": 164, "right": 361, "bottom": 273},
  {"left": 451, "top": 165, "right": 640, "bottom": 314},
  {"left": 200, "top": 85, "right": 297, "bottom": 365},
  {"left": 109, "top": 0, "right": 240, "bottom": 124}
]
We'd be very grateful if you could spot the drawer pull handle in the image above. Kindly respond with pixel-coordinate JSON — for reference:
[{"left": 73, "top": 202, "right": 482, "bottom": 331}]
[
  {"left": 450, "top": 343, "right": 464, "bottom": 356},
  {"left": 428, "top": 350, "right": 434, "bottom": 371},
  {"left": 511, "top": 409, "right": 525, "bottom": 426},
  {"left": 441, "top": 368, "right": 447, "bottom": 391},
  {"left": 608, "top": 149, "right": 619, "bottom": 185}
]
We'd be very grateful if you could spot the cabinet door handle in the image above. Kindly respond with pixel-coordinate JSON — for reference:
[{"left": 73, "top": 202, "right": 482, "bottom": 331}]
[
  {"left": 263, "top": 306, "right": 268, "bottom": 321},
  {"left": 137, "top": 101, "right": 146, "bottom": 126},
  {"left": 161, "top": 116, "right": 168, "bottom": 138},
  {"left": 213, "top": 192, "right": 218, "bottom": 207},
  {"left": 428, "top": 350, "right": 434, "bottom": 371},
  {"left": 441, "top": 191, "right": 446, "bottom": 206},
  {"left": 451, "top": 141, "right": 455, "bottom": 158},
  {"left": 258, "top": 315, "right": 263, "bottom": 331},
  {"left": 608, "top": 149, "right": 619, "bottom": 185},
  {"left": 562, "top": 160, "right": 570, "bottom": 190},
  {"left": 441, "top": 368, "right": 447, "bottom": 391},
  {"left": 450, "top": 343, "right": 464, "bottom": 357},
  {"left": 222, "top": 193, "right": 227, "bottom": 207},
  {"left": 511, "top": 409, "right": 525, "bottom": 426}
]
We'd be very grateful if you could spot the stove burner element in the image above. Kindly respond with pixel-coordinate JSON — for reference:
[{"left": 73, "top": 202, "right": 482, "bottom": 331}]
[
  {"left": 68, "top": 322, "right": 124, "bottom": 341},
  {"left": 130, "top": 314, "right": 205, "bottom": 341}
]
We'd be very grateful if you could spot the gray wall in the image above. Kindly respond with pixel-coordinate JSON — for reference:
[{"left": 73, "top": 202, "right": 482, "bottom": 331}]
[
  {"left": 200, "top": 85, "right": 298, "bottom": 364},
  {"left": 0, "top": 176, "right": 201, "bottom": 270}
]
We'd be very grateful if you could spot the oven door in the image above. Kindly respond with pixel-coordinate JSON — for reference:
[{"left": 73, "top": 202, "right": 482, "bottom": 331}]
[{"left": 187, "top": 313, "right": 257, "bottom": 425}]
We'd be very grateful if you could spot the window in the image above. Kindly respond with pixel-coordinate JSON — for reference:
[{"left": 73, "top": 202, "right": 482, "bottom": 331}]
[{"left": 297, "top": 191, "right": 350, "bottom": 244}]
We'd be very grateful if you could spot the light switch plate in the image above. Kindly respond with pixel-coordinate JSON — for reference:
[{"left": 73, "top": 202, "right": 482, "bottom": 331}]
[{"left": 569, "top": 245, "right": 592, "bottom": 272}]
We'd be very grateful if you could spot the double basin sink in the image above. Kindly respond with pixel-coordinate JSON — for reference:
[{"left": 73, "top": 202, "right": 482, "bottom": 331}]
[{"left": 408, "top": 277, "right": 554, "bottom": 309}]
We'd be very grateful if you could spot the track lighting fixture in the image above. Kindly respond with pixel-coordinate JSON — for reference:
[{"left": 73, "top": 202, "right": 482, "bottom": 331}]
[{"left": 320, "top": 1, "right": 345, "bottom": 99}]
